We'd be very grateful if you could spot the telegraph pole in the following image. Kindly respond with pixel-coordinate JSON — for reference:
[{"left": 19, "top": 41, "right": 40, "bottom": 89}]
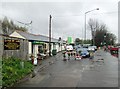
[{"left": 49, "top": 15, "right": 52, "bottom": 56}]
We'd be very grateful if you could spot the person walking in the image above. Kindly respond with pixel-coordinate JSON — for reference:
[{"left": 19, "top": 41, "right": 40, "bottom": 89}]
[
  {"left": 89, "top": 51, "right": 94, "bottom": 64},
  {"left": 63, "top": 51, "right": 67, "bottom": 61}
]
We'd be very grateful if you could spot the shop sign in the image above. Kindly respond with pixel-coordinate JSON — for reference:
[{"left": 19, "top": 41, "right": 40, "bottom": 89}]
[
  {"left": 32, "top": 41, "right": 44, "bottom": 44},
  {"left": 4, "top": 39, "right": 20, "bottom": 50}
]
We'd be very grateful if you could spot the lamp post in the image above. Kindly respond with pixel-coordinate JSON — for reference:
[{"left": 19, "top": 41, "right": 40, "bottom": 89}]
[
  {"left": 84, "top": 8, "right": 99, "bottom": 42},
  {"left": 17, "top": 20, "right": 32, "bottom": 32}
]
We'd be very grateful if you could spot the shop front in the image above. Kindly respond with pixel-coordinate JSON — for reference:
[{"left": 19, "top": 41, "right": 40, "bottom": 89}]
[{"left": 31, "top": 41, "right": 47, "bottom": 56}]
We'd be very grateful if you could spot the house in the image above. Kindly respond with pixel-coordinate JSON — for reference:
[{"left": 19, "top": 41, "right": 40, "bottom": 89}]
[{"left": 10, "top": 30, "right": 65, "bottom": 59}]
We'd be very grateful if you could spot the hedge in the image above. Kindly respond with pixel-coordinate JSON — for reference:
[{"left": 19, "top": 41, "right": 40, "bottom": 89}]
[{"left": 2, "top": 57, "right": 34, "bottom": 87}]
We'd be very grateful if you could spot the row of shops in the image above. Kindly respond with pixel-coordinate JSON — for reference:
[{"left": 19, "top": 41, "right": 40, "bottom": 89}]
[{"left": 10, "top": 30, "right": 66, "bottom": 59}]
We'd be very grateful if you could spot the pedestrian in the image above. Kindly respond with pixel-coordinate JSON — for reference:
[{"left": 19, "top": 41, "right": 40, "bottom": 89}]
[
  {"left": 63, "top": 51, "right": 67, "bottom": 61},
  {"left": 89, "top": 51, "right": 94, "bottom": 64},
  {"left": 63, "top": 52, "right": 68, "bottom": 61},
  {"left": 67, "top": 52, "right": 71, "bottom": 60}
]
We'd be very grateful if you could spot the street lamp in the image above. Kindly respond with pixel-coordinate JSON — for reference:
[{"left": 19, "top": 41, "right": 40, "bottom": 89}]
[
  {"left": 17, "top": 20, "right": 32, "bottom": 32},
  {"left": 84, "top": 8, "right": 99, "bottom": 42}
]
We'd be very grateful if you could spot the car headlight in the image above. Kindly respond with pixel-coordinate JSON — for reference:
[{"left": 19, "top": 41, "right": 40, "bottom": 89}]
[{"left": 86, "top": 53, "right": 89, "bottom": 55}]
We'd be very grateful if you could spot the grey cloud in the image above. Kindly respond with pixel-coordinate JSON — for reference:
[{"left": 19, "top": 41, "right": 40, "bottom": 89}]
[{"left": 1, "top": 1, "right": 118, "bottom": 41}]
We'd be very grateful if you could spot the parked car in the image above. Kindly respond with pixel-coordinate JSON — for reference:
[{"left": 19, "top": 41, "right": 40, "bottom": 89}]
[
  {"left": 92, "top": 46, "right": 97, "bottom": 51},
  {"left": 74, "top": 45, "right": 82, "bottom": 50},
  {"left": 78, "top": 48, "right": 90, "bottom": 58},
  {"left": 110, "top": 47, "right": 118, "bottom": 58},
  {"left": 66, "top": 45, "right": 73, "bottom": 51},
  {"left": 88, "top": 46, "right": 95, "bottom": 52}
]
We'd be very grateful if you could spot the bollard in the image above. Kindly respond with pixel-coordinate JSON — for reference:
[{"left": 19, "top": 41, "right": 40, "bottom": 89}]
[
  {"left": 20, "top": 61, "right": 24, "bottom": 69},
  {"left": 33, "top": 58, "right": 37, "bottom": 66}
]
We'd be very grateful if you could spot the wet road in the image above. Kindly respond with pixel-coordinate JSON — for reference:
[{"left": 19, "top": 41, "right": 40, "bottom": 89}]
[{"left": 15, "top": 49, "right": 118, "bottom": 87}]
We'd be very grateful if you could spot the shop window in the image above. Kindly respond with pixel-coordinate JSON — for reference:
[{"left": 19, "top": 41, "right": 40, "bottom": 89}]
[{"left": 38, "top": 45, "right": 43, "bottom": 53}]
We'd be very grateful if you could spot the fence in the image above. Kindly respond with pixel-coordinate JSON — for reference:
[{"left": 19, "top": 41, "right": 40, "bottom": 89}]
[{"left": 0, "top": 34, "right": 29, "bottom": 60}]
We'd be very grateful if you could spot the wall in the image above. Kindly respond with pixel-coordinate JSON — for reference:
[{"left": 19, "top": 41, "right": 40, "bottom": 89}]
[
  {"left": 33, "top": 45, "right": 38, "bottom": 57},
  {"left": 51, "top": 43, "right": 53, "bottom": 53},
  {"left": 56, "top": 45, "right": 59, "bottom": 52},
  {"left": 2, "top": 36, "right": 29, "bottom": 60},
  {"left": 0, "top": 23, "right": 3, "bottom": 60},
  {"left": 0, "top": 5, "right": 2, "bottom": 87},
  {"left": 28, "top": 42, "right": 32, "bottom": 55},
  {"left": 118, "top": 3, "right": 120, "bottom": 88},
  {"left": 118, "top": 1, "right": 120, "bottom": 60}
]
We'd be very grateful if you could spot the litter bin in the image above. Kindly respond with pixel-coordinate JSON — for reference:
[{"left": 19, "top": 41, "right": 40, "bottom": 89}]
[{"left": 52, "top": 49, "right": 57, "bottom": 56}]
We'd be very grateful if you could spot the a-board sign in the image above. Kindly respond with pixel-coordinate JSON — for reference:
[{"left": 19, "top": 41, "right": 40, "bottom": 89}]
[{"left": 4, "top": 39, "right": 20, "bottom": 50}]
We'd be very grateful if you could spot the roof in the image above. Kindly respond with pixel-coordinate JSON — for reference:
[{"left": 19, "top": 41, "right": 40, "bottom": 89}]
[{"left": 13, "top": 30, "right": 59, "bottom": 43}]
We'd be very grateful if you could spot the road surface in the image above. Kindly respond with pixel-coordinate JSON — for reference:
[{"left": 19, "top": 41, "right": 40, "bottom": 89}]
[{"left": 15, "top": 49, "right": 118, "bottom": 87}]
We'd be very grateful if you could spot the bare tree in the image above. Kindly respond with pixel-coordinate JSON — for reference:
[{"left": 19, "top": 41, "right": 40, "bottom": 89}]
[
  {"left": 88, "top": 19, "right": 100, "bottom": 45},
  {"left": 88, "top": 18, "right": 116, "bottom": 47}
]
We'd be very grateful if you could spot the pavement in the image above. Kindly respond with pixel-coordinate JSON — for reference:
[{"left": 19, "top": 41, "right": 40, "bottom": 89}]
[
  {"left": 33, "top": 52, "right": 63, "bottom": 75},
  {"left": 13, "top": 49, "right": 118, "bottom": 88},
  {"left": 12, "top": 52, "right": 63, "bottom": 86}
]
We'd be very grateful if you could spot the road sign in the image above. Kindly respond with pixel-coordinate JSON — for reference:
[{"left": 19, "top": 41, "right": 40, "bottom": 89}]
[{"left": 67, "top": 37, "right": 73, "bottom": 44}]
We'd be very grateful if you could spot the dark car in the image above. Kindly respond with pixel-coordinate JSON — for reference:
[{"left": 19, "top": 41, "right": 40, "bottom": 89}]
[
  {"left": 76, "top": 48, "right": 90, "bottom": 58},
  {"left": 80, "top": 49, "right": 90, "bottom": 58}
]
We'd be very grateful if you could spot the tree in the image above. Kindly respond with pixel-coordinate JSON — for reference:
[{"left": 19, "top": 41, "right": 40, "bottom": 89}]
[
  {"left": 2, "top": 17, "right": 9, "bottom": 34},
  {"left": 75, "top": 38, "right": 92, "bottom": 45},
  {"left": 88, "top": 19, "right": 101, "bottom": 45},
  {"left": 75, "top": 38, "right": 82, "bottom": 45},
  {"left": 1, "top": 17, "right": 27, "bottom": 35},
  {"left": 83, "top": 39, "right": 92, "bottom": 44},
  {"left": 88, "top": 18, "right": 116, "bottom": 47}
]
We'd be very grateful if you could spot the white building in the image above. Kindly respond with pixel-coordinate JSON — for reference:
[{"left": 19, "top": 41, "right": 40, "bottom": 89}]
[{"left": 10, "top": 30, "right": 65, "bottom": 58}]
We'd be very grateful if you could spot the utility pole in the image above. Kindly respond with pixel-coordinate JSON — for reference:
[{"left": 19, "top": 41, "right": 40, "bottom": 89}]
[
  {"left": 84, "top": 13, "right": 86, "bottom": 42},
  {"left": 49, "top": 15, "right": 52, "bottom": 56}
]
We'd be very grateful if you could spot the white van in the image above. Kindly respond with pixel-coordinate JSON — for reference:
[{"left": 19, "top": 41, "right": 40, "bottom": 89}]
[{"left": 66, "top": 45, "right": 73, "bottom": 51}]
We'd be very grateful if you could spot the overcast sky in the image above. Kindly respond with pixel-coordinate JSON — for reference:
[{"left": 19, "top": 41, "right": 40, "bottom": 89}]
[{"left": 0, "top": 0, "right": 119, "bottom": 41}]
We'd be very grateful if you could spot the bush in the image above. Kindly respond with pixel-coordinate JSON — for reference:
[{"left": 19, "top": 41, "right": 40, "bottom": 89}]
[{"left": 2, "top": 57, "right": 34, "bottom": 87}]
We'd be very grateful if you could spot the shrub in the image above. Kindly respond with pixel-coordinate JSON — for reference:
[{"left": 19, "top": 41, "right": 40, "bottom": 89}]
[{"left": 2, "top": 57, "right": 34, "bottom": 87}]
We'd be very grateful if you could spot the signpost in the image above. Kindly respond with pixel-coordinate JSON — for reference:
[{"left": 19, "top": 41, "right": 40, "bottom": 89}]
[
  {"left": 4, "top": 39, "right": 20, "bottom": 50},
  {"left": 67, "top": 37, "right": 73, "bottom": 44}
]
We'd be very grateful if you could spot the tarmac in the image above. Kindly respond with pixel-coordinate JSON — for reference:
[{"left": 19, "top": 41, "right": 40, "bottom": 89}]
[{"left": 13, "top": 49, "right": 118, "bottom": 88}]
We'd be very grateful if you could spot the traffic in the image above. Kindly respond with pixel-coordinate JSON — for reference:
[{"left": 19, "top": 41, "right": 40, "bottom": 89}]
[{"left": 63, "top": 44, "right": 119, "bottom": 61}]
